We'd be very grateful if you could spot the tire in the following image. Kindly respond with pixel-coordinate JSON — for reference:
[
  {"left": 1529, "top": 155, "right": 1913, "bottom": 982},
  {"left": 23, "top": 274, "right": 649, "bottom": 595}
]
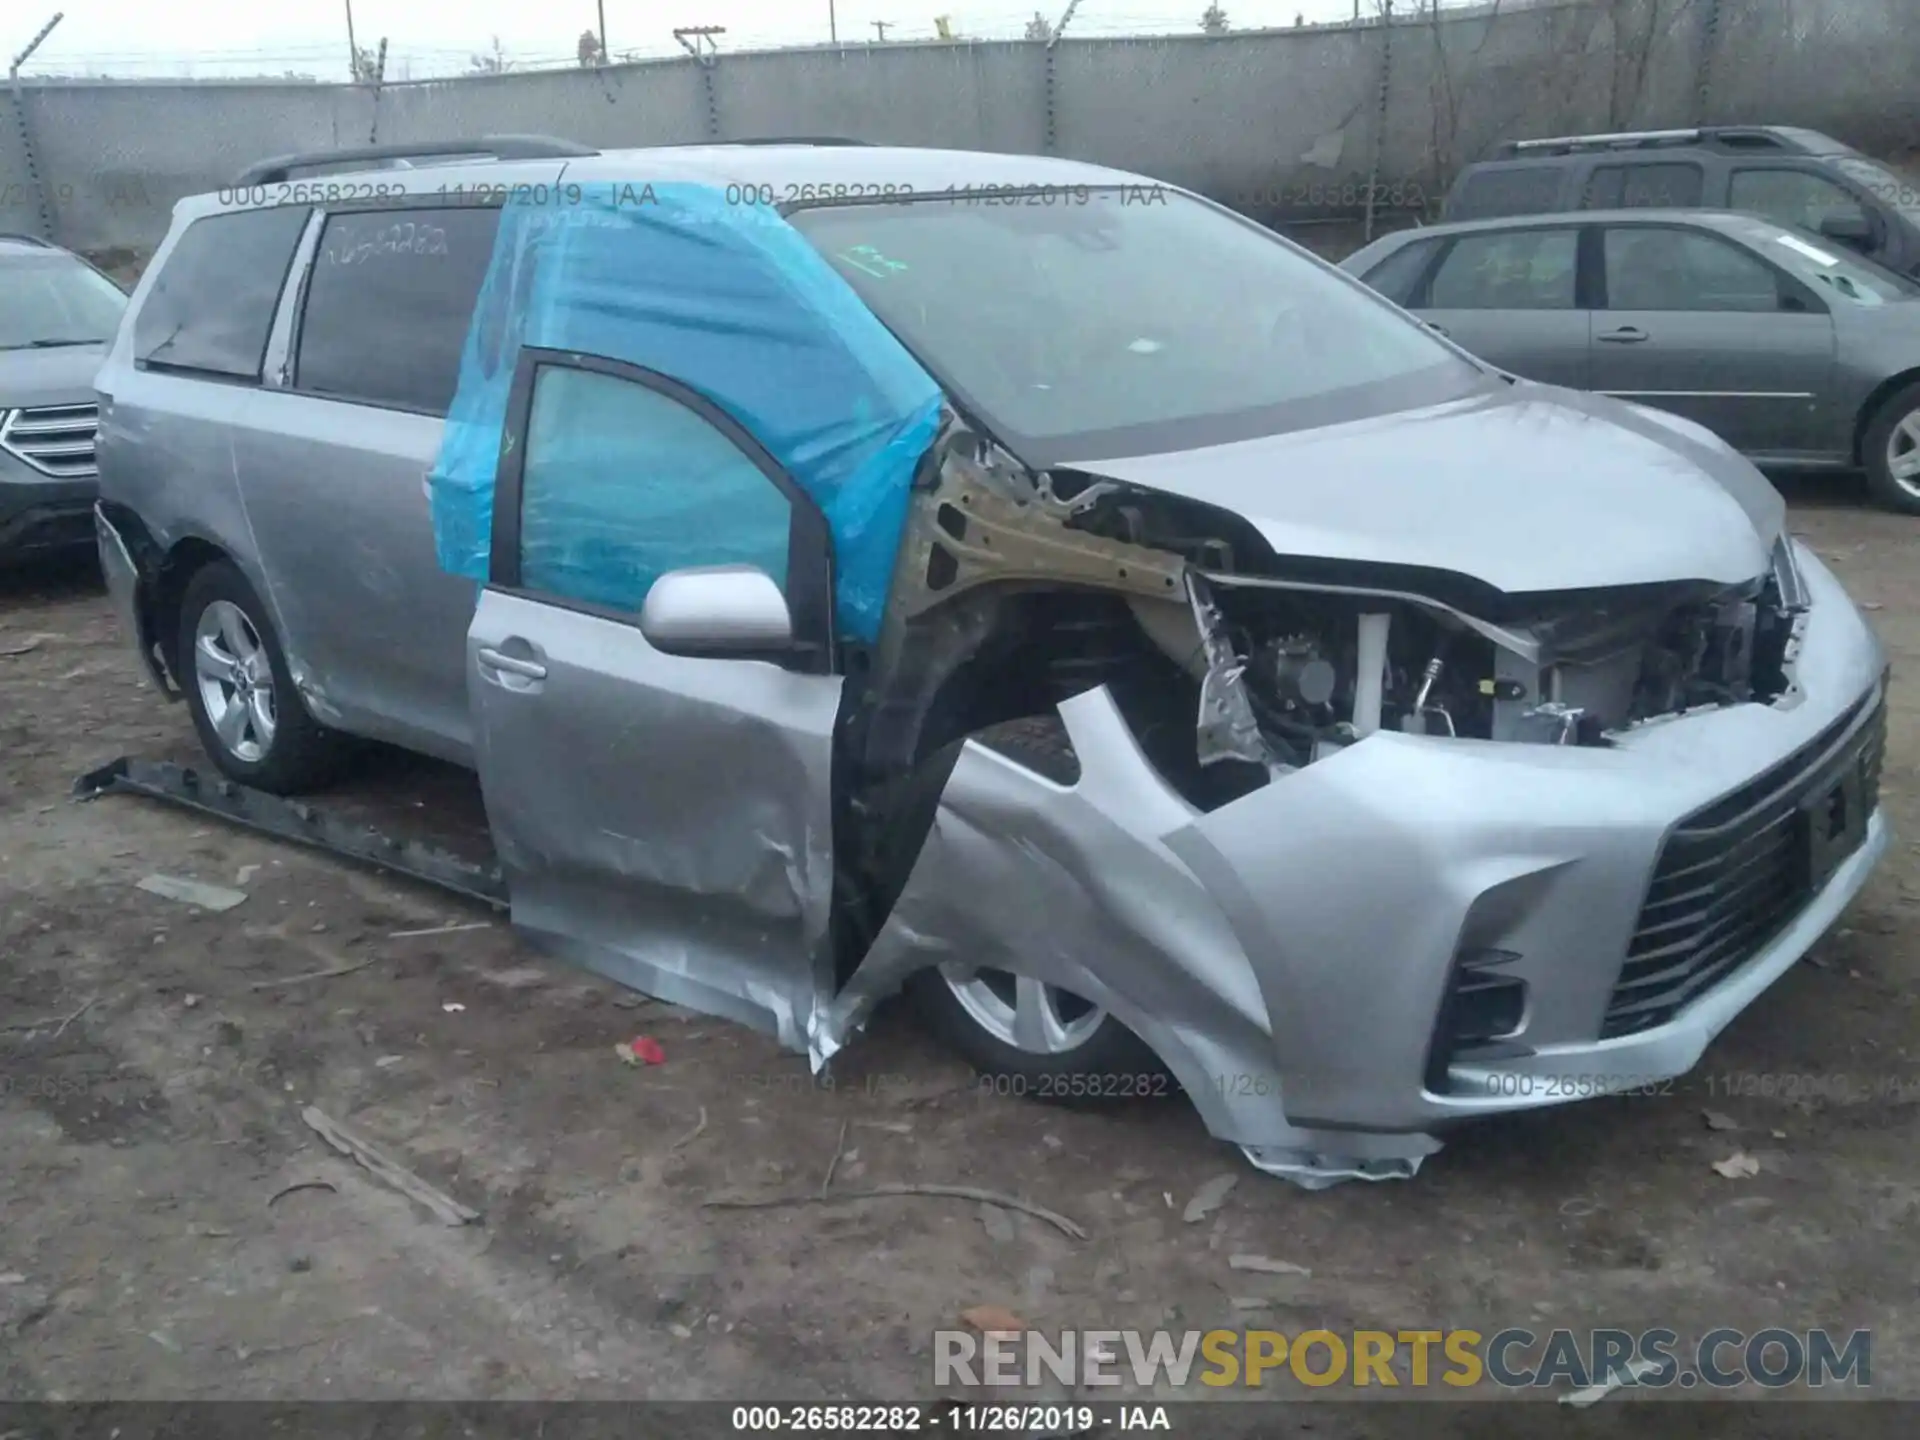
[
  {"left": 1862, "top": 380, "right": 1920, "bottom": 516},
  {"left": 177, "top": 560, "right": 344, "bottom": 794},
  {"left": 903, "top": 716, "right": 1170, "bottom": 1103}
]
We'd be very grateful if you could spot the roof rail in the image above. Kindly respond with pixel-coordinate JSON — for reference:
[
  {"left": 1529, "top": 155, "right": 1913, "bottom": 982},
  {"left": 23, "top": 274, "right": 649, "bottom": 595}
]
[
  {"left": 0, "top": 231, "right": 53, "bottom": 247},
  {"left": 1500, "top": 125, "right": 1804, "bottom": 158},
  {"left": 234, "top": 135, "right": 599, "bottom": 187},
  {"left": 1504, "top": 127, "right": 1705, "bottom": 156},
  {"left": 725, "top": 136, "right": 874, "bottom": 146},
  {"left": 640, "top": 136, "right": 875, "bottom": 148}
]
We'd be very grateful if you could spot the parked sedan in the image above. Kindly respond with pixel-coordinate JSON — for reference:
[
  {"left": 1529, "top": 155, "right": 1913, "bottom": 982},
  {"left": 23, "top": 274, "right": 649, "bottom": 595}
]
[{"left": 1341, "top": 209, "right": 1920, "bottom": 513}]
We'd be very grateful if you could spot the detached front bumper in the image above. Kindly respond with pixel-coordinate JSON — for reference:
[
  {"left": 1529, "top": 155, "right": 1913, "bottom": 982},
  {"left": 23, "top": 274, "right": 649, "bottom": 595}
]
[{"left": 828, "top": 543, "right": 1888, "bottom": 1185}]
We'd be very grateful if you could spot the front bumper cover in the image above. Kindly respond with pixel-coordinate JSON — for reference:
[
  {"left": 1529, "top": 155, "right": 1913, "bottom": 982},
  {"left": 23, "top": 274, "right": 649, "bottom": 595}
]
[
  {"left": 818, "top": 542, "right": 1889, "bottom": 1188},
  {"left": 0, "top": 477, "right": 95, "bottom": 560}
]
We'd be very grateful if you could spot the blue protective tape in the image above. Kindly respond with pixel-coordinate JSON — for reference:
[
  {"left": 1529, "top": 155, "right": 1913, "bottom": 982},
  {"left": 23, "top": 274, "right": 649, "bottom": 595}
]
[{"left": 428, "top": 183, "right": 943, "bottom": 643}]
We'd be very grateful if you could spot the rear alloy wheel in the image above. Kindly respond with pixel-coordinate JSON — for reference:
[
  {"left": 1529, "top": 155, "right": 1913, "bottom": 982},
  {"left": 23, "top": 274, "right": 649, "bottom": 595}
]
[
  {"left": 1862, "top": 382, "right": 1920, "bottom": 515},
  {"left": 193, "top": 599, "right": 277, "bottom": 764},
  {"left": 178, "top": 560, "right": 344, "bottom": 794}
]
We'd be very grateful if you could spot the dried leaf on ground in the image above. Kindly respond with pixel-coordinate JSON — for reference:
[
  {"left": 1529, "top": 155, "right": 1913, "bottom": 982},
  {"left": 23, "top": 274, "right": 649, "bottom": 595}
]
[
  {"left": 1702, "top": 1110, "right": 1741, "bottom": 1132},
  {"left": 1182, "top": 1172, "right": 1239, "bottom": 1224},
  {"left": 961, "top": 1304, "right": 1027, "bottom": 1336},
  {"left": 1711, "top": 1151, "right": 1761, "bottom": 1180}
]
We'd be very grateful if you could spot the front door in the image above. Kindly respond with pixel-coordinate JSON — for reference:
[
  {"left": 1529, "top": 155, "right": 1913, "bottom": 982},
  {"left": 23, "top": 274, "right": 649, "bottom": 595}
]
[
  {"left": 1727, "top": 163, "right": 1888, "bottom": 266},
  {"left": 1590, "top": 223, "right": 1836, "bottom": 459},
  {"left": 467, "top": 348, "right": 844, "bottom": 1042}
]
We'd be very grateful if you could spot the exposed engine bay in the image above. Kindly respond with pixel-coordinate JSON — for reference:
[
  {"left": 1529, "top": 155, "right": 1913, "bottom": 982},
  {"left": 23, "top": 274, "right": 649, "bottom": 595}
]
[
  {"left": 848, "top": 413, "right": 1807, "bottom": 816},
  {"left": 1186, "top": 562, "right": 1801, "bottom": 771}
]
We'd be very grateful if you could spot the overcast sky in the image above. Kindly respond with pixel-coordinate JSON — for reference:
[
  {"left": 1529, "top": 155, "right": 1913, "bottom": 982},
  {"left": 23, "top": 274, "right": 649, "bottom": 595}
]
[{"left": 12, "top": 0, "right": 1410, "bottom": 78}]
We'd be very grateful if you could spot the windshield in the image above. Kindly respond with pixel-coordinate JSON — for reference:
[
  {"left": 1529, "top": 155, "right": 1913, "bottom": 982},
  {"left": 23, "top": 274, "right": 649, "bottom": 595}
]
[
  {"left": 0, "top": 254, "right": 127, "bottom": 350},
  {"left": 1831, "top": 158, "right": 1920, "bottom": 219},
  {"left": 1738, "top": 220, "right": 1920, "bottom": 305},
  {"left": 787, "top": 190, "right": 1480, "bottom": 463}
]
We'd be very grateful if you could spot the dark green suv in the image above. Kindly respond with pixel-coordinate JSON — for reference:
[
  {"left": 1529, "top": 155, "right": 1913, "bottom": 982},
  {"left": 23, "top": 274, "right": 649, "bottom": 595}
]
[
  {"left": 1443, "top": 126, "right": 1920, "bottom": 279},
  {"left": 0, "top": 233, "right": 126, "bottom": 561}
]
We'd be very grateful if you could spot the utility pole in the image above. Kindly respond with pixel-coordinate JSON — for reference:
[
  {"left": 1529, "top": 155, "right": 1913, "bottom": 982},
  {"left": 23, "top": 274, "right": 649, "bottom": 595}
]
[
  {"left": 871, "top": 19, "right": 891, "bottom": 40},
  {"left": 597, "top": 1, "right": 608, "bottom": 59},
  {"left": 830, "top": 0, "right": 838, "bottom": 44},
  {"left": 344, "top": 0, "right": 359, "bottom": 80}
]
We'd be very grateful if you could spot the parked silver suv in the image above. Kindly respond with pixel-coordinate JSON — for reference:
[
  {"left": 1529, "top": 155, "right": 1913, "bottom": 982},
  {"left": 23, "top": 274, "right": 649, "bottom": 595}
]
[
  {"left": 95, "top": 137, "right": 1889, "bottom": 1187},
  {"left": 1, "top": 233, "right": 123, "bottom": 562}
]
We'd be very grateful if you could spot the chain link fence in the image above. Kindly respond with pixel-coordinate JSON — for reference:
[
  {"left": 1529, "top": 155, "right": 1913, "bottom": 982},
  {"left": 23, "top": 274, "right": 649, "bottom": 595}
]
[{"left": 3, "top": 0, "right": 1914, "bottom": 263}]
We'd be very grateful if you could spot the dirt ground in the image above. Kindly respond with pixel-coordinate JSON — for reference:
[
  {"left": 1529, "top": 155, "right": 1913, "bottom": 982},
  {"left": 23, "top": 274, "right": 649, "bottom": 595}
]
[{"left": 2, "top": 475, "right": 1918, "bottom": 1422}]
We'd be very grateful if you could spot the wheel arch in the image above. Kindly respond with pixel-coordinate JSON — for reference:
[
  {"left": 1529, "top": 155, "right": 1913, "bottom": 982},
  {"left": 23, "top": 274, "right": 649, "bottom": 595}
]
[{"left": 152, "top": 533, "right": 240, "bottom": 688}]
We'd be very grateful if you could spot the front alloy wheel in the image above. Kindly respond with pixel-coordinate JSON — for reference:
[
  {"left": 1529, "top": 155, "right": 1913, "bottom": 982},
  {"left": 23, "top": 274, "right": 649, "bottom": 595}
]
[
  {"left": 939, "top": 964, "right": 1108, "bottom": 1055},
  {"left": 910, "top": 959, "right": 1169, "bottom": 1100}
]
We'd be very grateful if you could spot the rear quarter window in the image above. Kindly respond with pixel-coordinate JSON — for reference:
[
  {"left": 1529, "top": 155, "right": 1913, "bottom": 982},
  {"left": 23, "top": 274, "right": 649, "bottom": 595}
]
[
  {"left": 1447, "top": 166, "right": 1564, "bottom": 221},
  {"left": 294, "top": 206, "right": 503, "bottom": 416},
  {"left": 133, "top": 206, "right": 312, "bottom": 380}
]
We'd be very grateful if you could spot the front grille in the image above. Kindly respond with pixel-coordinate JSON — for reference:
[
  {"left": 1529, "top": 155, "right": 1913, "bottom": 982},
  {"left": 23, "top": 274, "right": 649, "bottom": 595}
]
[
  {"left": 1603, "top": 693, "right": 1885, "bottom": 1039},
  {"left": 1, "top": 403, "right": 99, "bottom": 478}
]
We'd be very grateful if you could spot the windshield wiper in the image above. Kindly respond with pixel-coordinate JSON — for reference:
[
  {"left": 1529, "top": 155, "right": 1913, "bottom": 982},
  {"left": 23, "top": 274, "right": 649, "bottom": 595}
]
[{"left": 0, "top": 337, "right": 105, "bottom": 350}]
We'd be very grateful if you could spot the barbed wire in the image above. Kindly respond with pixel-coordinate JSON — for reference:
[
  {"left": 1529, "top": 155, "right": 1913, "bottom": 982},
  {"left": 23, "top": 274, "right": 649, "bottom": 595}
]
[{"left": 20, "top": 0, "right": 1500, "bottom": 80}]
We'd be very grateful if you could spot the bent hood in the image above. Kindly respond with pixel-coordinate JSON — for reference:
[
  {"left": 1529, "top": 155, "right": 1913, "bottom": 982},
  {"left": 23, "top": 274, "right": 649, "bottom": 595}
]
[{"left": 1061, "top": 381, "right": 1785, "bottom": 595}]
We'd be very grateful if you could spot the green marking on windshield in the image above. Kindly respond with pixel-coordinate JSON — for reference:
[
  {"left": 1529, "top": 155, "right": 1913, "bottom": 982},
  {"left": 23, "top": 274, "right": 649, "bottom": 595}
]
[{"left": 839, "top": 245, "right": 909, "bottom": 279}]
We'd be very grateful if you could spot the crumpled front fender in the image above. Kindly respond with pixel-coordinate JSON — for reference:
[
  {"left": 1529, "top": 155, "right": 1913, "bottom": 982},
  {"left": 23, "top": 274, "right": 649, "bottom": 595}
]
[{"left": 813, "top": 684, "right": 1440, "bottom": 1189}]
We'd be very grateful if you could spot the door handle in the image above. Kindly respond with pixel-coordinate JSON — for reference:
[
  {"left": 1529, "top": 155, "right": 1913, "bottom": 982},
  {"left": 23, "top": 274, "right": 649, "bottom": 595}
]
[
  {"left": 477, "top": 646, "right": 547, "bottom": 681},
  {"left": 1598, "top": 326, "right": 1650, "bottom": 344}
]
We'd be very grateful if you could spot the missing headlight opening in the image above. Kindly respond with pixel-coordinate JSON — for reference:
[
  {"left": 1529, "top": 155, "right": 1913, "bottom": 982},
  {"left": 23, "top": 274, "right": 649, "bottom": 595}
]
[
  {"left": 1194, "top": 566, "right": 1801, "bottom": 770},
  {"left": 855, "top": 412, "right": 1804, "bottom": 823}
]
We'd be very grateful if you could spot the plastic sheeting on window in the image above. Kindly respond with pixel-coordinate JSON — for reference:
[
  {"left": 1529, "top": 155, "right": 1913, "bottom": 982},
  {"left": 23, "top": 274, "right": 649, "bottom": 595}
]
[
  {"left": 428, "top": 182, "right": 944, "bottom": 643},
  {"left": 518, "top": 366, "right": 792, "bottom": 614}
]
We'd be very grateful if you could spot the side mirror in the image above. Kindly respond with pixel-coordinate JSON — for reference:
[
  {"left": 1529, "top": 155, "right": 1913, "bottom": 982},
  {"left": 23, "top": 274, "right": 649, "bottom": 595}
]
[
  {"left": 639, "top": 564, "right": 793, "bottom": 655},
  {"left": 1819, "top": 213, "right": 1877, "bottom": 251}
]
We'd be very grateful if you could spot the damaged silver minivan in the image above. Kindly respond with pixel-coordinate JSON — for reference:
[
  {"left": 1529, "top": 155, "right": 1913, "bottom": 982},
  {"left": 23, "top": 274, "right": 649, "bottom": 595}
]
[{"left": 94, "top": 138, "right": 1890, "bottom": 1187}]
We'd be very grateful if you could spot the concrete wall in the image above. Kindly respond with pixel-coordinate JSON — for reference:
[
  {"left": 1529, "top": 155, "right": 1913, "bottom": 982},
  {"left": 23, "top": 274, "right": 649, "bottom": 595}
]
[{"left": 5, "top": 0, "right": 1916, "bottom": 261}]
